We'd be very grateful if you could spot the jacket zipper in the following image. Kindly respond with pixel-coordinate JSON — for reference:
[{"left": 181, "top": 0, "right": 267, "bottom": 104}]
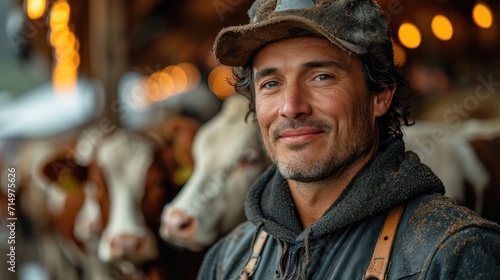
[{"left": 282, "top": 243, "right": 302, "bottom": 280}]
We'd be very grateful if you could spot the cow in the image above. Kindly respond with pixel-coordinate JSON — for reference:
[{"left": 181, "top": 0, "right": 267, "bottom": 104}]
[
  {"left": 402, "top": 118, "right": 500, "bottom": 218},
  {"left": 160, "top": 93, "right": 500, "bottom": 252},
  {"left": 12, "top": 129, "right": 111, "bottom": 280},
  {"left": 24, "top": 115, "right": 203, "bottom": 280},
  {"left": 160, "top": 94, "right": 271, "bottom": 252}
]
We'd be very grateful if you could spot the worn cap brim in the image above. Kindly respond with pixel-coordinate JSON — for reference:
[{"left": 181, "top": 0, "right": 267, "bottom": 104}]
[{"left": 213, "top": 15, "right": 368, "bottom": 67}]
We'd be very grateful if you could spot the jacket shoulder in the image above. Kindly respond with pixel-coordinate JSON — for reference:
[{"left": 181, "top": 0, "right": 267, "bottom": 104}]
[
  {"left": 404, "top": 193, "right": 500, "bottom": 240},
  {"left": 389, "top": 193, "right": 500, "bottom": 279}
]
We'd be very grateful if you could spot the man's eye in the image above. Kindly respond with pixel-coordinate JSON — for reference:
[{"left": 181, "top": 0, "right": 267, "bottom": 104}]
[
  {"left": 262, "top": 81, "right": 279, "bottom": 88},
  {"left": 315, "top": 74, "right": 332, "bottom": 81}
]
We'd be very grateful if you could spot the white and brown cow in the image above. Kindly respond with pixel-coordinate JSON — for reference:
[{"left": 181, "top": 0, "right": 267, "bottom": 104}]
[
  {"left": 160, "top": 94, "right": 271, "bottom": 252},
  {"left": 16, "top": 130, "right": 112, "bottom": 280},
  {"left": 27, "top": 116, "right": 203, "bottom": 280}
]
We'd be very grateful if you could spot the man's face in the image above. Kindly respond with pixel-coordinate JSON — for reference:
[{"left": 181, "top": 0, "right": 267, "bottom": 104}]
[{"left": 252, "top": 36, "right": 381, "bottom": 182}]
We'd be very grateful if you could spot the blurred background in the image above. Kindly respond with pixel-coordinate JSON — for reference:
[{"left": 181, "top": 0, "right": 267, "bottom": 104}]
[
  {"left": 0, "top": 0, "right": 499, "bottom": 279},
  {"left": 0, "top": 0, "right": 499, "bottom": 136}
]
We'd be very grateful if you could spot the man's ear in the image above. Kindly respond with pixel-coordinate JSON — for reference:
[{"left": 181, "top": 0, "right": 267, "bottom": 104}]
[{"left": 372, "top": 86, "right": 396, "bottom": 117}]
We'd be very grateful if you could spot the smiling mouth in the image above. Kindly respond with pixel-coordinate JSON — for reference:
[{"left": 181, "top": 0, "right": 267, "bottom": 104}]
[{"left": 277, "top": 128, "right": 324, "bottom": 145}]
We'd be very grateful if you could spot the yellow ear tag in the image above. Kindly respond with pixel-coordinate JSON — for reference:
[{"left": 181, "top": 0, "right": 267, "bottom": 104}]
[
  {"left": 173, "top": 152, "right": 193, "bottom": 186},
  {"left": 56, "top": 171, "right": 80, "bottom": 192}
]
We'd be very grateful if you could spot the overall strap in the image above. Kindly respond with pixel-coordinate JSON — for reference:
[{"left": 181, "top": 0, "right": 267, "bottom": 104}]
[
  {"left": 365, "top": 203, "right": 407, "bottom": 280},
  {"left": 240, "top": 229, "right": 269, "bottom": 280}
]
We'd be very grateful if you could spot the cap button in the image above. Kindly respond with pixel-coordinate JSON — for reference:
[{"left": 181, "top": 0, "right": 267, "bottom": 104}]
[{"left": 275, "top": 0, "right": 315, "bottom": 12}]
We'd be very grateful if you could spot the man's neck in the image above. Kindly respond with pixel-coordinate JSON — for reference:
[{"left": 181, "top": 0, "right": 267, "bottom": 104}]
[{"left": 288, "top": 149, "right": 376, "bottom": 229}]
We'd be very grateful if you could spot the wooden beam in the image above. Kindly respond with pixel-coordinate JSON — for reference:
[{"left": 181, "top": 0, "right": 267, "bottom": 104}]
[{"left": 88, "top": 0, "right": 129, "bottom": 128}]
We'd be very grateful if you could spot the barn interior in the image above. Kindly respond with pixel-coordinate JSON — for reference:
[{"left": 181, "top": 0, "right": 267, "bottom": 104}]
[{"left": 0, "top": 0, "right": 499, "bottom": 279}]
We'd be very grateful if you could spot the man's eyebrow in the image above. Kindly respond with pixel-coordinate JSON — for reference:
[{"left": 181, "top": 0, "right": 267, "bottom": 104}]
[
  {"left": 302, "top": 60, "right": 346, "bottom": 71},
  {"left": 254, "top": 67, "right": 278, "bottom": 82}
]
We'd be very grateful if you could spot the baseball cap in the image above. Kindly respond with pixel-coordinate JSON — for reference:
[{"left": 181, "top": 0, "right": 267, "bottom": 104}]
[{"left": 213, "top": 0, "right": 394, "bottom": 67}]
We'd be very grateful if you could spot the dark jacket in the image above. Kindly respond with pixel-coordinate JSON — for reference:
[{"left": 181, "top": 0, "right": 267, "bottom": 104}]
[{"left": 198, "top": 139, "right": 500, "bottom": 279}]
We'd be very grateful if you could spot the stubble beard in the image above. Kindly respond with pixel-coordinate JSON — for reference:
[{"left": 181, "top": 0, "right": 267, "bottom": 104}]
[{"left": 267, "top": 105, "right": 374, "bottom": 183}]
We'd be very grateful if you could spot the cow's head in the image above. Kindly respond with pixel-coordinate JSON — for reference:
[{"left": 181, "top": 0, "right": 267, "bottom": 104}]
[
  {"left": 94, "top": 130, "right": 166, "bottom": 264},
  {"left": 28, "top": 137, "right": 110, "bottom": 269},
  {"left": 160, "top": 94, "right": 271, "bottom": 251},
  {"left": 91, "top": 122, "right": 200, "bottom": 267},
  {"left": 42, "top": 155, "right": 105, "bottom": 247}
]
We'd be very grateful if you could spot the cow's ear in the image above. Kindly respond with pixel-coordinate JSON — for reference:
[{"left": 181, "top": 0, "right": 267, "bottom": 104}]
[{"left": 42, "top": 157, "right": 89, "bottom": 191}]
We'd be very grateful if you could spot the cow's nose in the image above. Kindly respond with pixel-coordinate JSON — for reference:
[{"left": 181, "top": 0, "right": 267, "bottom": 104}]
[
  {"left": 109, "top": 234, "right": 146, "bottom": 259},
  {"left": 161, "top": 208, "right": 197, "bottom": 241}
]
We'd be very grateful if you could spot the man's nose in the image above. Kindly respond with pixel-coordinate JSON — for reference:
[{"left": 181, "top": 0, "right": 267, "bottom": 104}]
[{"left": 279, "top": 82, "right": 312, "bottom": 119}]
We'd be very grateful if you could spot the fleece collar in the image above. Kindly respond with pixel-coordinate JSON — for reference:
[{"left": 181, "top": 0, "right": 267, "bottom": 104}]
[{"left": 245, "top": 138, "right": 445, "bottom": 243}]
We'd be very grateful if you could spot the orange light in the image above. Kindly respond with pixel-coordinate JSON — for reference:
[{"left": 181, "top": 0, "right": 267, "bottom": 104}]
[
  {"left": 431, "top": 15, "right": 453, "bottom": 41},
  {"left": 55, "top": 48, "right": 80, "bottom": 68},
  {"left": 177, "top": 62, "right": 201, "bottom": 92},
  {"left": 49, "top": 27, "right": 73, "bottom": 48},
  {"left": 398, "top": 23, "right": 421, "bottom": 49},
  {"left": 146, "top": 74, "right": 162, "bottom": 102},
  {"left": 26, "top": 0, "right": 47, "bottom": 20},
  {"left": 49, "top": 0, "right": 79, "bottom": 96},
  {"left": 54, "top": 63, "right": 77, "bottom": 76},
  {"left": 49, "top": 1, "right": 71, "bottom": 28},
  {"left": 473, "top": 3, "right": 493, "bottom": 28},
  {"left": 52, "top": 68, "right": 77, "bottom": 95},
  {"left": 147, "top": 72, "right": 174, "bottom": 102},
  {"left": 208, "top": 66, "right": 234, "bottom": 99},
  {"left": 163, "top": 65, "right": 188, "bottom": 94}
]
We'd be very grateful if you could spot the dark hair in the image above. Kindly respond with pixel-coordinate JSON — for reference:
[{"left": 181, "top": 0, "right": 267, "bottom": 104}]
[{"left": 228, "top": 51, "right": 415, "bottom": 146}]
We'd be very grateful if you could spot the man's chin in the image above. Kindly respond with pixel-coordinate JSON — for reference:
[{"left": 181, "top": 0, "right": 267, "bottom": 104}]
[{"left": 276, "top": 161, "right": 328, "bottom": 182}]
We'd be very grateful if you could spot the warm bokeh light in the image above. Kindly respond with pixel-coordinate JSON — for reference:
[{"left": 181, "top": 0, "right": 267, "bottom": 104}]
[
  {"left": 49, "top": 27, "right": 71, "bottom": 47},
  {"left": 163, "top": 65, "right": 188, "bottom": 94},
  {"left": 52, "top": 66, "right": 77, "bottom": 95},
  {"left": 49, "top": 1, "right": 71, "bottom": 28},
  {"left": 208, "top": 66, "right": 234, "bottom": 99},
  {"left": 55, "top": 48, "right": 80, "bottom": 67},
  {"left": 53, "top": 64, "right": 77, "bottom": 78},
  {"left": 26, "top": 0, "right": 47, "bottom": 20},
  {"left": 146, "top": 73, "right": 163, "bottom": 102},
  {"left": 431, "top": 15, "right": 453, "bottom": 41},
  {"left": 133, "top": 63, "right": 204, "bottom": 105},
  {"left": 398, "top": 23, "right": 421, "bottom": 49},
  {"left": 147, "top": 72, "right": 174, "bottom": 101},
  {"left": 49, "top": 0, "right": 79, "bottom": 95},
  {"left": 392, "top": 41, "right": 407, "bottom": 65},
  {"left": 472, "top": 3, "right": 493, "bottom": 28},
  {"left": 177, "top": 62, "right": 201, "bottom": 92}
]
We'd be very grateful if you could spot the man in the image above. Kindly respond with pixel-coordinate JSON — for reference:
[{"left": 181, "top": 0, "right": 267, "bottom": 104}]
[{"left": 198, "top": 0, "right": 500, "bottom": 279}]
